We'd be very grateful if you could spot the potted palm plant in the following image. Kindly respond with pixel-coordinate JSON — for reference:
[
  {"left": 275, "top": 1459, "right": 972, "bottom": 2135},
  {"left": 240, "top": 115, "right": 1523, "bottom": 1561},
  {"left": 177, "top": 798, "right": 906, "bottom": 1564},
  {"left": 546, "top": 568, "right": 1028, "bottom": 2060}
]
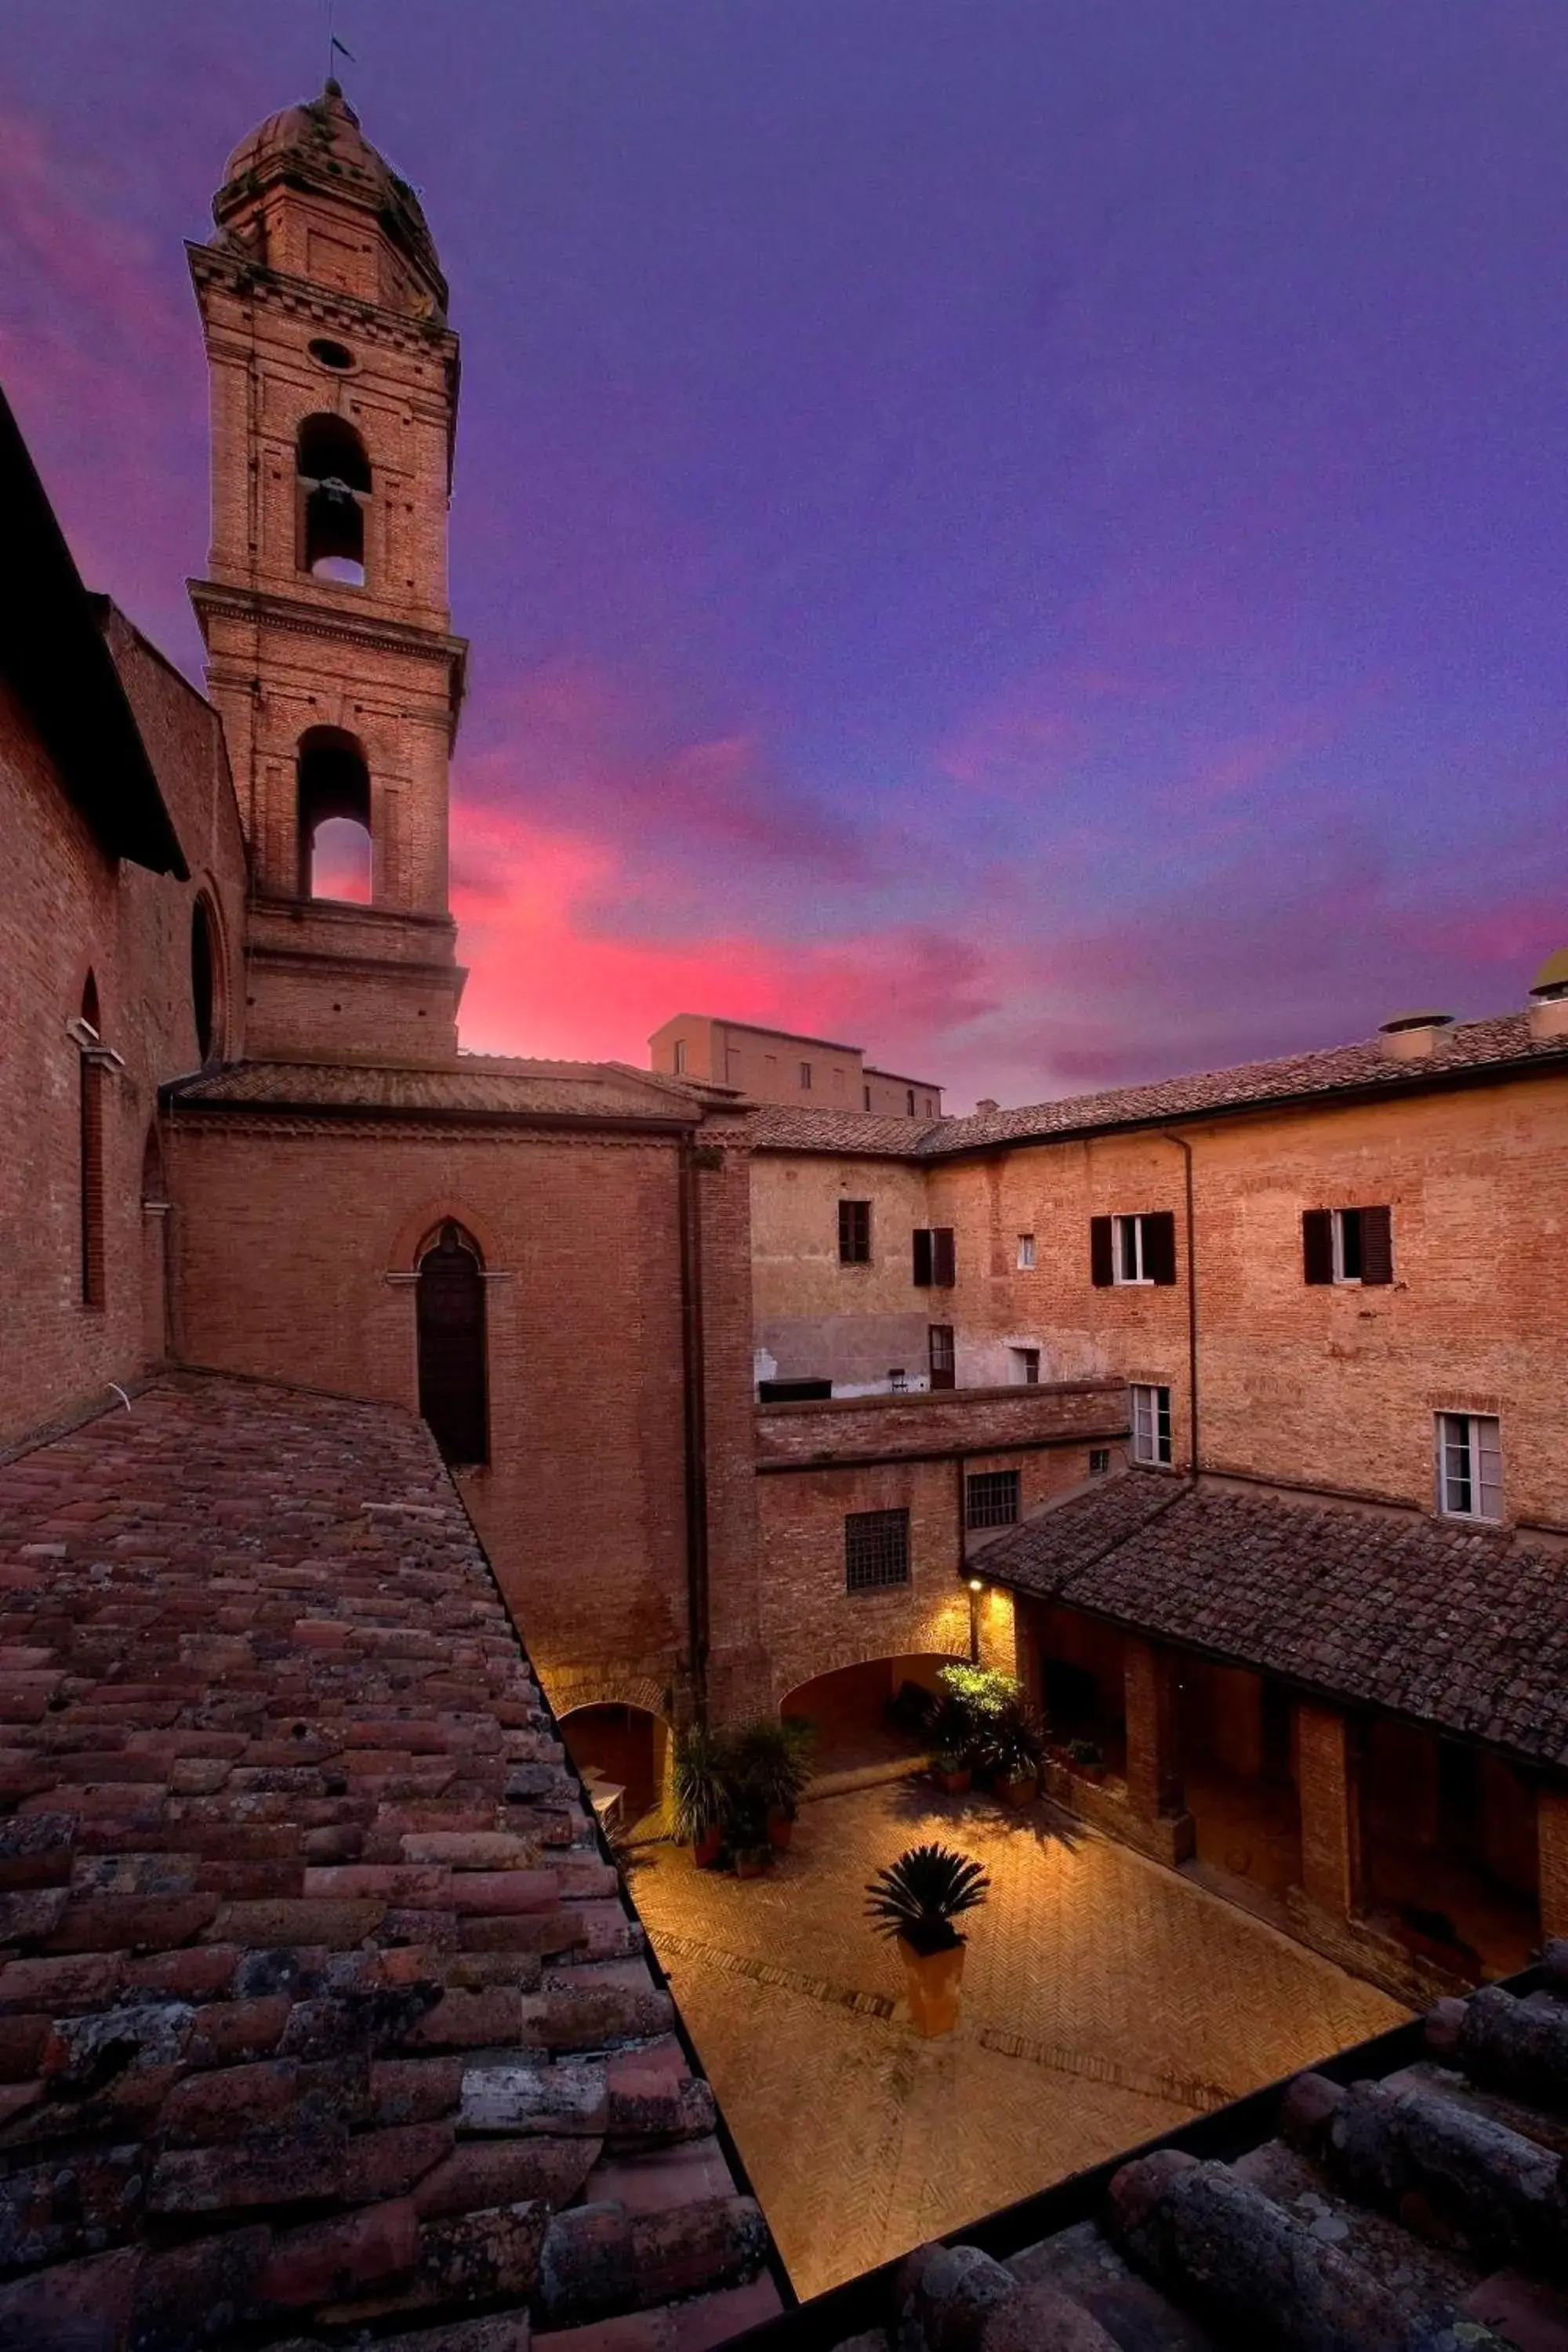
[
  {"left": 866, "top": 1843, "right": 990, "bottom": 2035},
  {"left": 984, "top": 1701, "right": 1044, "bottom": 1807},
  {"left": 671, "top": 1725, "right": 728, "bottom": 1867},
  {"left": 728, "top": 1717, "right": 815, "bottom": 1849}
]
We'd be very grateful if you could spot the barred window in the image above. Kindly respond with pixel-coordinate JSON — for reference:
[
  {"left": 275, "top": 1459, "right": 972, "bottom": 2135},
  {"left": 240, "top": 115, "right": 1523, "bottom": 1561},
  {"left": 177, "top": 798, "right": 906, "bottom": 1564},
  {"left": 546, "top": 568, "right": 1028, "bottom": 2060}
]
[
  {"left": 965, "top": 1470, "right": 1020, "bottom": 1530},
  {"left": 1089, "top": 1447, "right": 1111, "bottom": 1476},
  {"left": 845, "top": 1508, "right": 909, "bottom": 1592}
]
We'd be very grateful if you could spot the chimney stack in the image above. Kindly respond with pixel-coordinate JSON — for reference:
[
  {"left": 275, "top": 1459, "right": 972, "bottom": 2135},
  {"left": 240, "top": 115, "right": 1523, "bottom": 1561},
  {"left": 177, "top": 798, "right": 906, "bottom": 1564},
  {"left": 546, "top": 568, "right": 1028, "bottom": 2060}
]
[
  {"left": 1378, "top": 1011, "right": 1454, "bottom": 1062},
  {"left": 975, "top": 1098, "right": 1000, "bottom": 1113},
  {"left": 1528, "top": 949, "right": 1568, "bottom": 1041}
]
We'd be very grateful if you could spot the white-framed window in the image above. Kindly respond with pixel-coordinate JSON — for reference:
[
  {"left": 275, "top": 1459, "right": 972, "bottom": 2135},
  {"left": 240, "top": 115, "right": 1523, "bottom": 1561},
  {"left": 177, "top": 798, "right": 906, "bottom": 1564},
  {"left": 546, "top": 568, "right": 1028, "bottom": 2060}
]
[
  {"left": 1114, "top": 1214, "right": 1153, "bottom": 1283},
  {"left": 1131, "top": 1383, "right": 1172, "bottom": 1467},
  {"left": 1011, "top": 1346, "right": 1040, "bottom": 1385},
  {"left": 1017, "top": 1232, "right": 1036, "bottom": 1270},
  {"left": 1436, "top": 1413, "right": 1502, "bottom": 1522}
]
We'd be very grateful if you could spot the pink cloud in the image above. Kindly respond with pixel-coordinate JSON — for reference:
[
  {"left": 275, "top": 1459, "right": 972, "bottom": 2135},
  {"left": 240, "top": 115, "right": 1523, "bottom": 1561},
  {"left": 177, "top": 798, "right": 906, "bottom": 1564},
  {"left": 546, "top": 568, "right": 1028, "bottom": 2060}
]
[
  {"left": 460, "top": 666, "right": 870, "bottom": 877},
  {"left": 0, "top": 103, "right": 205, "bottom": 654}
]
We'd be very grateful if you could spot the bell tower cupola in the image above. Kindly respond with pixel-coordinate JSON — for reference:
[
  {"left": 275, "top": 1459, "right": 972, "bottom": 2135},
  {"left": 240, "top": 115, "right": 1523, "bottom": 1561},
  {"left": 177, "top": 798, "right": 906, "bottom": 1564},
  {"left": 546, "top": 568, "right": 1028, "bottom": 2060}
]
[{"left": 188, "top": 80, "right": 467, "bottom": 1065}]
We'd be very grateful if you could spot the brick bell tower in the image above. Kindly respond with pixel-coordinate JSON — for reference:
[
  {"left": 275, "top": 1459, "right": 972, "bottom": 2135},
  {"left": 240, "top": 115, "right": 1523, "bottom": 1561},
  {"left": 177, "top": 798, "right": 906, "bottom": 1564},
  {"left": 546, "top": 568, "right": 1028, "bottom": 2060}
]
[{"left": 189, "top": 79, "right": 467, "bottom": 1065}]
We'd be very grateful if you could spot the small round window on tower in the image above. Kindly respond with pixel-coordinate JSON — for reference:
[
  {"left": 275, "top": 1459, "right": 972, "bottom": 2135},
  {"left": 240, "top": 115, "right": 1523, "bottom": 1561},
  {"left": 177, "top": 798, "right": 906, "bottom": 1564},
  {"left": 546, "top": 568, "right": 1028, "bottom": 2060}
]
[{"left": 308, "top": 337, "right": 356, "bottom": 373}]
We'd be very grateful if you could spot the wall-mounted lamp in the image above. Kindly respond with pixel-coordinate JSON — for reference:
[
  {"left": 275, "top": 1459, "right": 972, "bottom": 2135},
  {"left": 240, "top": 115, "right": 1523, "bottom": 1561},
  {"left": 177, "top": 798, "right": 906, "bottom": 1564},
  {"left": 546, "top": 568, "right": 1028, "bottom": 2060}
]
[
  {"left": 967, "top": 1576, "right": 984, "bottom": 1594},
  {"left": 967, "top": 1575, "right": 984, "bottom": 1661}
]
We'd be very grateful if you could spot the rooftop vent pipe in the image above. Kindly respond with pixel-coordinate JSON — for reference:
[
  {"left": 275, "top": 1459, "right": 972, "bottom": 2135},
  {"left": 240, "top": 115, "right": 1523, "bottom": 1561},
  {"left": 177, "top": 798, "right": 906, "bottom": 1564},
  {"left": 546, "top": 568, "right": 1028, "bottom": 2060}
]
[
  {"left": 1378, "top": 1010, "right": 1454, "bottom": 1062},
  {"left": 1528, "top": 948, "right": 1568, "bottom": 1041}
]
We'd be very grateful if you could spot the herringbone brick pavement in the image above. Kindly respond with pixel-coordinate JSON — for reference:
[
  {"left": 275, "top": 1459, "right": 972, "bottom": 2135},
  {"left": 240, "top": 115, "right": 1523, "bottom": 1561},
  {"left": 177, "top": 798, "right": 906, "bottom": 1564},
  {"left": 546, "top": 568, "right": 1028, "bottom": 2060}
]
[{"left": 630, "top": 1781, "right": 1404, "bottom": 2297}]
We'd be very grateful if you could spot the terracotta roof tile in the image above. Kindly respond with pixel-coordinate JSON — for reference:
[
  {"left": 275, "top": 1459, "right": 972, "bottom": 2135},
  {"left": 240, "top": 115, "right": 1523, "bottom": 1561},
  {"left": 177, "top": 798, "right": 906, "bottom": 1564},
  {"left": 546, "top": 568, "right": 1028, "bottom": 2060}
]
[
  {"left": 165, "top": 1061, "right": 707, "bottom": 1123},
  {"left": 0, "top": 1375, "right": 783, "bottom": 2347},
  {"left": 979, "top": 1473, "right": 1568, "bottom": 1767},
  {"left": 742, "top": 1013, "right": 1568, "bottom": 1159}
]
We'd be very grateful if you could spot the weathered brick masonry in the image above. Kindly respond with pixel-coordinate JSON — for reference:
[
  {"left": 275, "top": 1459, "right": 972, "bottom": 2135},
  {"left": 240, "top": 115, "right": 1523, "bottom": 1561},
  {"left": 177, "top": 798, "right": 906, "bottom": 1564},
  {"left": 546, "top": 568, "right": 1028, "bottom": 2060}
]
[{"left": 0, "top": 1374, "right": 782, "bottom": 2346}]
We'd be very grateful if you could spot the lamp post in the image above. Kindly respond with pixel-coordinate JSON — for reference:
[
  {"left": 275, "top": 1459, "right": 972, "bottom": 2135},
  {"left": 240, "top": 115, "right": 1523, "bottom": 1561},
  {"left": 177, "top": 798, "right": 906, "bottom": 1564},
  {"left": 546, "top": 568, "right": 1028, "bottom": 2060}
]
[{"left": 967, "top": 1575, "right": 984, "bottom": 1664}]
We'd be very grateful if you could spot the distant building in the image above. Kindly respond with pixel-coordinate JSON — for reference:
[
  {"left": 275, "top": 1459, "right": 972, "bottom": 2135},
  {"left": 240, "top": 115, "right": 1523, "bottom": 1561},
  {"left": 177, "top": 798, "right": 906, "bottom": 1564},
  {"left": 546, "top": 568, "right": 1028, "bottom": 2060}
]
[{"left": 649, "top": 1012, "right": 942, "bottom": 1117}]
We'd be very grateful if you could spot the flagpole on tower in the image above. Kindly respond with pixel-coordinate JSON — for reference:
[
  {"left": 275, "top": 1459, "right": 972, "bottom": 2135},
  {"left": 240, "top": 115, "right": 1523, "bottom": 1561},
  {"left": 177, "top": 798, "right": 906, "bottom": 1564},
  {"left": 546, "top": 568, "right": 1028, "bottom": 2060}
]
[{"left": 325, "top": 0, "right": 355, "bottom": 87}]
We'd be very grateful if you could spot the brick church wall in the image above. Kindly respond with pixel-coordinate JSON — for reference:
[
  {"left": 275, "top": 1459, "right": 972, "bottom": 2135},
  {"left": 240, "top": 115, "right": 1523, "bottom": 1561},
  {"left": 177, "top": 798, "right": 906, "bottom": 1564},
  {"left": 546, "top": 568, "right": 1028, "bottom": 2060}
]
[
  {"left": 165, "top": 1115, "right": 713, "bottom": 1717},
  {"left": 0, "top": 638, "right": 245, "bottom": 1452}
]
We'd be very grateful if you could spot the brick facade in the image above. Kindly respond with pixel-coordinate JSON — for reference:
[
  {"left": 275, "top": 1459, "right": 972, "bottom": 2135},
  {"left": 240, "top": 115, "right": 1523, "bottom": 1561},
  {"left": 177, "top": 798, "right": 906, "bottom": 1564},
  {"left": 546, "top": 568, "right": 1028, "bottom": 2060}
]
[{"left": 0, "top": 616, "right": 246, "bottom": 1453}]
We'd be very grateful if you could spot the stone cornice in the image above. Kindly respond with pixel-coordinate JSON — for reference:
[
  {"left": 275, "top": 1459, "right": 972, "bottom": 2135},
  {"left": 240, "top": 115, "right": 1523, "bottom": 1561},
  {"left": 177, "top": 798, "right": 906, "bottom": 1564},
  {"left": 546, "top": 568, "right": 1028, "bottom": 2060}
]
[
  {"left": 187, "top": 241, "right": 456, "bottom": 355},
  {"left": 191, "top": 580, "right": 469, "bottom": 731}
]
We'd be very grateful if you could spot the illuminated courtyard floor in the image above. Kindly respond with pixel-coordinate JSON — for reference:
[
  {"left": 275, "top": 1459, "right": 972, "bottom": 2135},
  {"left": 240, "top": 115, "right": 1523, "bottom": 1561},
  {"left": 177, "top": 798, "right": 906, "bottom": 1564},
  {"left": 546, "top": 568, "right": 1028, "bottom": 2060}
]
[{"left": 628, "top": 1777, "right": 1405, "bottom": 2299}]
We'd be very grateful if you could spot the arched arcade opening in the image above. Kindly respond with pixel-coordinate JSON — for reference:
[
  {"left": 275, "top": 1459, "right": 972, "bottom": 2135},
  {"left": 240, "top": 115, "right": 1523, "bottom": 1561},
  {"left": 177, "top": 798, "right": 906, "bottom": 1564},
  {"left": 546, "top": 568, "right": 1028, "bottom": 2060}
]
[
  {"left": 558, "top": 1704, "right": 670, "bottom": 1838},
  {"left": 780, "top": 1653, "right": 964, "bottom": 1782}
]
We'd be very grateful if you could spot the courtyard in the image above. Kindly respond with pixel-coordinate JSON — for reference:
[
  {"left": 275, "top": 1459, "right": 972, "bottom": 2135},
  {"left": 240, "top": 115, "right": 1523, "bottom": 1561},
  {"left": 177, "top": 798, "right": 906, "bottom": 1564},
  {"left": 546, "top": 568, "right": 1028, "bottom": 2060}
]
[{"left": 629, "top": 1777, "right": 1405, "bottom": 2299}]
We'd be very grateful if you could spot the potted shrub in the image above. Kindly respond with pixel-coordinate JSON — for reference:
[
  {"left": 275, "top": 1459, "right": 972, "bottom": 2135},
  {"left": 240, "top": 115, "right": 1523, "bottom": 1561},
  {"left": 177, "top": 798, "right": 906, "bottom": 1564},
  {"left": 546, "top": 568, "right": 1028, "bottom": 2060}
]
[
  {"left": 866, "top": 1842, "right": 991, "bottom": 2036},
  {"left": 929, "top": 1747, "right": 973, "bottom": 1796},
  {"left": 984, "top": 1702, "right": 1044, "bottom": 1807},
  {"left": 935, "top": 1664, "right": 1024, "bottom": 1785},
  {"left": 671, "top": 1726, "right": 728, "bottom": 1867},
  {"left": 733, "top": 1840, "right": 773, "bottom": 1880},
  {"left": 1066, "top": 1737, "right": 1105, "bottom": 1783},
  {"left": 728, "top": 1717, "right": 815, "bottom": 1849}
]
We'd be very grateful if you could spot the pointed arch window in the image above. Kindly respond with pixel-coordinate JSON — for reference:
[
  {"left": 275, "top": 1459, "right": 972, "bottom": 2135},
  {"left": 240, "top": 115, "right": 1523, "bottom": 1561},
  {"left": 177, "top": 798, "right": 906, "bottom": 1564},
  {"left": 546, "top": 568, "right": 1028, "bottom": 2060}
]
[
  {"left": 77, "top": 973, "right": 105, "bottom": 1308},
  {"left": 416, "top": 1222, "right": 488, "bottom": 1465},
  {"left": 296, "top": 413, "right": 372, "bottom": 585}
]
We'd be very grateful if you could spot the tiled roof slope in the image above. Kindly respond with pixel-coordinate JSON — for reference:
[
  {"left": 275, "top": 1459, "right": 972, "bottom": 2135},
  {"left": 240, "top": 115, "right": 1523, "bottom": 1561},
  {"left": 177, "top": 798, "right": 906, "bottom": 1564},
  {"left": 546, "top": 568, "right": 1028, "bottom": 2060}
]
[
  {"left": 979, "top": 1474, "right": 1568, "bottom": 1767},
  {"left": 742, "top": 1013, "right": 1568, "bottom": 1160},
  {"left": 0, "top": 1376, "right": 782, "bottom": 2350},
  {"left": 784, "top": 1962, "right": 1568, "bottom": 2352},
  {"left": 166, "top": 1059, "right": 708, "bottom": 1123}
]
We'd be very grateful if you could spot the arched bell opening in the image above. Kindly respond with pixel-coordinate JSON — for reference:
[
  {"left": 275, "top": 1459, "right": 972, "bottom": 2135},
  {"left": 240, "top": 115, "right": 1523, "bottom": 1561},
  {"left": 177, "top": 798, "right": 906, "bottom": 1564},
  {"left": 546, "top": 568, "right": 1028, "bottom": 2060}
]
[
  {"left": 296, "top": 727, "right": 372, "bottom": 902},
  {"left": 296, "top": 412, "right": 372, "bottom": 585}
]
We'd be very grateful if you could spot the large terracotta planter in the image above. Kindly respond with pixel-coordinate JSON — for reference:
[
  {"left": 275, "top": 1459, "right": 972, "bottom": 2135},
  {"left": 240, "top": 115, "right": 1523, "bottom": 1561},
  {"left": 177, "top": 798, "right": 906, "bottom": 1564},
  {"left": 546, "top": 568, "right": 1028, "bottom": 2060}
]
[
  {"left": 899, "top": 1936, "right": 966, "bottom": 2036},
  {"left": 768, "top": 1809, "right": 794, "bottom": 1849},
  {"left": 931, "top": 1765, "right": 971, "bottom": 1796},
  {"left": 734, "top": 1849, "right": 771, "bottom": 1881},
  {"left": 693, "top": 1826, "right": 724, "bottom": 1869},
  {"left": 1000, "top": 1773, "right": 1037, "bottom": 1809}
]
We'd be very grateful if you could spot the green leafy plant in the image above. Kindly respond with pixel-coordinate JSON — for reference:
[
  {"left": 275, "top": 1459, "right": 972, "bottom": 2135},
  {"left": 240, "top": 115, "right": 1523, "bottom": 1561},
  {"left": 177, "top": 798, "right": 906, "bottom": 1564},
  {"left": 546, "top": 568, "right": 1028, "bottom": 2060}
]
[
  {"left": 1066, "top": 1737, "right": 1103, "bottom": 1769},
  {"left": 981, "top": 1699, "right": 1044, "bottom": 1782},
  {"left": 866, "top": 1842, "right": 991, "bottom": 1956},
  {"left": 727, "top": 1717, "right": 815, "bottom": 1822},
  {"left": 932, "top": 1664, "right": 1025, "bottom": 1764},
  {"left": 670, "top": 1726, "right": 729, "bottom": 1846}
]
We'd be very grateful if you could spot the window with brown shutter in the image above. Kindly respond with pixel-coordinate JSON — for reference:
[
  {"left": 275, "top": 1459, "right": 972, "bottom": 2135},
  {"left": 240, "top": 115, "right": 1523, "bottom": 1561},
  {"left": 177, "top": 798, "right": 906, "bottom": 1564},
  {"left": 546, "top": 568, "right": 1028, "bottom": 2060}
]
[
  {"left": 1095, "top": 1212, "right": 1175, "bottom": 1286},
  {"left": 1302, "top": 1208, "right": 1334, "bottom": 1284},
  {"left": 1143, "top": 1210, "right": 1177, "bottom": 1286},
  {"left": 838, "top": 1200, "right": 871, "bottom": 1265},
  {"left": 1304, "top": 1205, "right": 1393, "bottom": 1286},
  {"left": 416, "top": 1222, "right": 488, "bottom": 1465},
  {"left": 1359, "top": 1205, "right": 1394, "bottom": 1284}
]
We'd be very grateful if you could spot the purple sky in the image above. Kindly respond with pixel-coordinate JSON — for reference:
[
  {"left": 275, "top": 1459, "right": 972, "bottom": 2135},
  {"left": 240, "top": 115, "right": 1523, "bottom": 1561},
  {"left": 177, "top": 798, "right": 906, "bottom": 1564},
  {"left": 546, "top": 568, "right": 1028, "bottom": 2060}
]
[{"left": 5, "top": 0, "right": 1566, "bottom": 1105}]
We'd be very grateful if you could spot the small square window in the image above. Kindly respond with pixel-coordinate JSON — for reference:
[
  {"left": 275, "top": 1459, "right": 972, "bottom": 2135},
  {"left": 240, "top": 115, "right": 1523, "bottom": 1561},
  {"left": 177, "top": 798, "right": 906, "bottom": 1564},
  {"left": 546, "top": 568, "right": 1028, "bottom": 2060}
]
[
  {"left": 1436, "top": 1412, "right": 1502, "bottom": 1522},
  {"left": 1017, "top": 1233, "right": 1036, "bottom": 1269},
  {"left": 845, "top": 1508, "right": 910, "bottom": 1591},
  {"left": 888, "top": 1368, "right": 907, "bottom": 1392},
  {"left": 1089, "top": 1447, "right": 1110, "bottom": 1475},
  {"left": 965, "top": 1470, "right": 1020, "bottom": 1530},
  {"left": 838, "top": 1200, "right": 871, "bottom": 1265},
  {"left": 1130, "top": 1383, "right": 1171, "bottom": 1467},
  {"left": 1011, "top": 1346, "right": 1040, "bottom": 1385}
]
